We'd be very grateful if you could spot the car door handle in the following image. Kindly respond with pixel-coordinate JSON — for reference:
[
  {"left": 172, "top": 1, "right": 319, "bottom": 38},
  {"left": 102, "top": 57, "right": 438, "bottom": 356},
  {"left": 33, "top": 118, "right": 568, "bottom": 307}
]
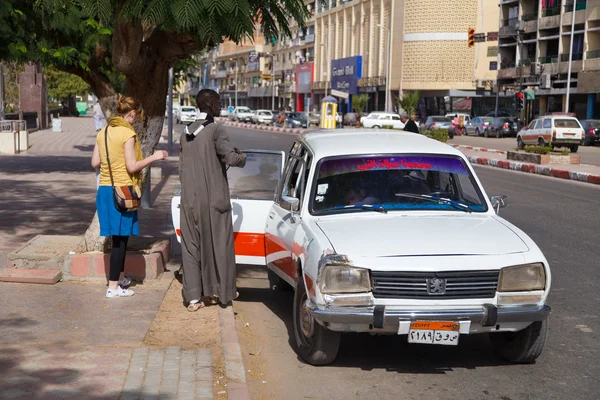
[{"left": 268, "top": 212, "right": 275, "bottom": 219}]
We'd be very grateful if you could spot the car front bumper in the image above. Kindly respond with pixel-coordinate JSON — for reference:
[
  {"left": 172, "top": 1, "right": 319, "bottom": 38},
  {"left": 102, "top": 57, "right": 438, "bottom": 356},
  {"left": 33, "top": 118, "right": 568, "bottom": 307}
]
[{"left": 308, "top": 303, "right": 551, "bottom": 334}]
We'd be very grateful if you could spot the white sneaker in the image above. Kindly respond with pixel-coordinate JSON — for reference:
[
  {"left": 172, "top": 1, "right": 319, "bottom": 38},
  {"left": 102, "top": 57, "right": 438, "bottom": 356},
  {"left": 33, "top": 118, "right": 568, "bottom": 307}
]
[
  {"left": 119, "top": 276, "right": 132, "bottom": 287},
  {"left": 106, "top": 287, "right": 135, "bottom": 298}
]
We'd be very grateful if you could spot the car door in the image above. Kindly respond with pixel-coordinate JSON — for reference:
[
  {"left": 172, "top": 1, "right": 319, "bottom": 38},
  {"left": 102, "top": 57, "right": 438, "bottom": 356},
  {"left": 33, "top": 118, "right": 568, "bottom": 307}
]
[
  {"left": 171, "top": 150, "right": 285, "bottom": 266},
  {"left": 391, "top": 115, "right": 405, "bottom": 129},
  {"left": 541, "top": 118, "right": 552, "bottom": 144},
  {"left": 264, "top": 142, "right": 312, "bottom": 287},
  {"left": 469, "top": 117, "right": 479, "bottom": 135},
  {"left": 521, "top": 119, "right": 536, "bottom": 143}
]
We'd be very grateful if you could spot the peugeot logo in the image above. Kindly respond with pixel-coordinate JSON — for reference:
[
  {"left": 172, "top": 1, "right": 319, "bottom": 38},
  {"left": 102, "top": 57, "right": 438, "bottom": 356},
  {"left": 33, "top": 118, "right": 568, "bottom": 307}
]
[{"left": 426, "top": 278, "right": 447, "bottom": 295}]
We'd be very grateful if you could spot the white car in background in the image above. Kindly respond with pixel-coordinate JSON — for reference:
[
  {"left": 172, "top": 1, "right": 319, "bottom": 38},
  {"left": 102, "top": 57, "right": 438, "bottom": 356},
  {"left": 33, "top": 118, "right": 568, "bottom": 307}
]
[
  {"left": 252, "top": 110, "right": 274, "bottom": 125},
  {"left": 361, "top": 112, "right": 405, "bottom": 129},
  {"left": 231, "top": 106, "right": 254, "bottom": 123},
  {"left": 517, "top": 115, "right": 584, "bottom": 153},
  {"left": 177, "top": 106, "right": 199, "bottom": 124},
  {"left": 171, "top": 130, "right": 552, "bottom": 366}
]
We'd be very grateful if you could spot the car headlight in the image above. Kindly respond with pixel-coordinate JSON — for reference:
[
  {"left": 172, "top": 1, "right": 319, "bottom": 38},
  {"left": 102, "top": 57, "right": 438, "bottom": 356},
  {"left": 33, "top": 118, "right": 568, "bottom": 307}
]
[
  {"left": 498, "top": 263, "right": 546, "bottom": 292},
  {"left": 319, "top": 265, "right": 371, "bottom": 294}
]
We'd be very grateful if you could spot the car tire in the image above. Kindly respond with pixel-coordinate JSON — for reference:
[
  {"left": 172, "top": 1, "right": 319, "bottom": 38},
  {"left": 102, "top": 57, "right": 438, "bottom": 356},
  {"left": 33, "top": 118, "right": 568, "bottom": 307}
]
[
  {"left": 484, "top": 129, "right": 489, "bottom": 138},
  {"left": 489, "top": 319, "right": 548, "bottom": 364},
  {"left": 517, "top": 137, "right": 525, "bottom": 150},
  {"left": 373, "top": 125, "right": 381, "bottom": 129},
  {"left": 538, "top": 137, "right": 546, "bottom": 147},
  {"left": 448, "top": 130, "right": 454, "bottom": 139},
  {"left": 570, "top": 144, "right": 579, "bottom": 153},
  {"left": 293, "top": 273, "right": 341, "bottom": 366},
  {"left": 475, "top": 128, "right": 480, "bottom": 137},
  {"left": 495, "top": 129, "right": 501, "bottom": 139}
]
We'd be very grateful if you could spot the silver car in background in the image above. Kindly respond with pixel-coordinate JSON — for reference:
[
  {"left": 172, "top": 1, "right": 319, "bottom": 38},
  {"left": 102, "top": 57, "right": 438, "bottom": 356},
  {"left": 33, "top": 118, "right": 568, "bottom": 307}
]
[{"left": 467, "top": 116, "right": 494, "bottom": 136}]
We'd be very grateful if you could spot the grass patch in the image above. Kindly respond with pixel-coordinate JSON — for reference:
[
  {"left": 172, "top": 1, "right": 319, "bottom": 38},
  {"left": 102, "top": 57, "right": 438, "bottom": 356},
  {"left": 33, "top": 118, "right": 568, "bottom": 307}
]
[{"left": 523, "top": 145, "right": 569, "bottom": 156}]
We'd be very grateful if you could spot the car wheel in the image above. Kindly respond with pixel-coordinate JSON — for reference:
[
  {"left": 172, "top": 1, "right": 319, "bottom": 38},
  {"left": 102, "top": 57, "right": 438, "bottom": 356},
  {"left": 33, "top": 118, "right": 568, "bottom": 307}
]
[
  {"left": 495, "top": 129, "right": 501, "bottom": 139},
  {"left": 484, "top": 129, "right": 489, "bottom": 138},
  {"left": 475, "top": 128, "right": 480, "bottom": 137},
  {"left": 538, "top": 137, "right": 546, "bottom": 147},
  {"left": 373, "top": 125, "right": 381, "bottom": 129},
  {"left": 293, "top": 273, "right": 341, "bottom": 366},
  {"left": 489, "top": 319, "right": 548, "bottom": 364},
  {"left": 448, "top": 130, "right": 454, "bottom": 139},
  {"left": 517, "top": 137, "right": 525, "bottom": 150},
  {"left": 570, "top": 144, "right": 579, "bottom": 153}
]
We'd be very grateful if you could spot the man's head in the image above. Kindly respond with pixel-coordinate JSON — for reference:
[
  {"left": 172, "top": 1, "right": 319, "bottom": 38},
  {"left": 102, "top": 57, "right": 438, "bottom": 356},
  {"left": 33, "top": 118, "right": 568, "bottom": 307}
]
[
  {"left": 344, "top": 188, "right": 366, "bottom": 205},
  {"left": 398, "top": 110, "right": 408, "bottom": 122},
  {"left": 195, "top": 89, "right": 220, "bottom": 116}
]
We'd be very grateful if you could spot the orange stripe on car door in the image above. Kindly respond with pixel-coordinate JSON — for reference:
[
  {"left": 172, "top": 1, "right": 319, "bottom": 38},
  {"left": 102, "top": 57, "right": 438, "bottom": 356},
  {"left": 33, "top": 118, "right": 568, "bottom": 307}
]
[
  {"left": 265, "top": 233, "right": 297, "bottom": 281},
  {"left": 233, "top": 232, "right": 266, "bottom": 257}
]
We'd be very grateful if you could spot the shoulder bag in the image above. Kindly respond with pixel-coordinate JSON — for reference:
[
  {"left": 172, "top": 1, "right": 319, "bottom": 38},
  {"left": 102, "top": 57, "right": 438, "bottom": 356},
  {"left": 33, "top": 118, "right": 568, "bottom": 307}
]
[{"left": 104, "top": 127, "right": 141, "bottom": 212}]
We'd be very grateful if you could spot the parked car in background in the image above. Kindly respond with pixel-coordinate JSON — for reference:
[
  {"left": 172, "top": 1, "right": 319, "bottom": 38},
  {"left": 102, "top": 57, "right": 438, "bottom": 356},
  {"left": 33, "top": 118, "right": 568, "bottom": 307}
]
[
  {"left": 517, "top": 115, "right": 583, "bottom": 152},
  {"left": 486, "top": 110, "right": 511, "bottom": 118},
  {"left": 484, "top": 118, "right": 519, "bottom": 138},
  {"left": 172, "top": 130, "right": 553, "bottom": 366},
  {"left": 220, "top": 108, "right": 230, "bottom": 118},
  {"left": 252, "top": 110, "right": 274, "bottom": 125},
  {"left": 231, "top": 107, "right": 254, "bottom": 123},
  {"left": 579, "top": 119, "right": 600, "bottom": 146},
  {"left": 423, "top": 116, "right": 454, "bottom": 138},
  {"left": 467, "top": 116, "right": 494, "bottom": 136},
  {"left": 308, "top": 112, "right": 321, "bottom": 126},
  {"left": 362, "top": 112, "right": 405, "bottom": 129},
  {"left": 286, "top": 112, "right": 309, "bottom": 129},
  {"left": 178, "top": 106, "right": 199, "bottom": 124}
]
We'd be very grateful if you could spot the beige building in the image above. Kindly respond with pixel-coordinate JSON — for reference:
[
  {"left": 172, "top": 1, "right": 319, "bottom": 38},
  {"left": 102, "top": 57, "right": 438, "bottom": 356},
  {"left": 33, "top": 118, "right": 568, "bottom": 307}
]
[
  {"left": 314, "top": 0, "right": 501, "bottom": 116},
  {"left": 497, "top": 0, "right": 600, "bottom": 120}
]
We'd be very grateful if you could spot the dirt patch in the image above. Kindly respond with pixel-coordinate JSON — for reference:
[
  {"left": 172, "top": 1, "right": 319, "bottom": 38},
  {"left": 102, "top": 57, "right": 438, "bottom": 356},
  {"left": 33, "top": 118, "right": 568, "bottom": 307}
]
[{"left": 142, "top": 275, "right": 227, "bottom": 399}]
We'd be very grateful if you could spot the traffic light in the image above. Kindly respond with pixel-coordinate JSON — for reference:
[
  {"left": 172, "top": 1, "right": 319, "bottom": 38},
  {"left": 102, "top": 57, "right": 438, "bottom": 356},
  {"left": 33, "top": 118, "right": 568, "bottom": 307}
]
[
  {"left": 515, "top": 92, "right": 524, "bottom": 111},
  {"left": 467, "top": 28, "right": 475, "bottom": 48}
]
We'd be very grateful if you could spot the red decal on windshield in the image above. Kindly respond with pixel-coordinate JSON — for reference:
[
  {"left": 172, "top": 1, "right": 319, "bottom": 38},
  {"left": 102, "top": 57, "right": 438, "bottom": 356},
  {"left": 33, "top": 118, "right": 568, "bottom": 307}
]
[{"left": 357, "top": 159, "right": 431, "bottom": 171}]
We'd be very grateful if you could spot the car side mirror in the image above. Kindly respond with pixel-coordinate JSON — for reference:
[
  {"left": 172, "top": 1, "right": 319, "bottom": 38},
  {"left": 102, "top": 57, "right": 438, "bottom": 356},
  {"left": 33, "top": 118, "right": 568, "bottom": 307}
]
[
  {"left": 281, "top": 195, "right": 300, "bottom": 213},
  {"left": 490, "top": 195, "right": 508, "bottom": 213}
]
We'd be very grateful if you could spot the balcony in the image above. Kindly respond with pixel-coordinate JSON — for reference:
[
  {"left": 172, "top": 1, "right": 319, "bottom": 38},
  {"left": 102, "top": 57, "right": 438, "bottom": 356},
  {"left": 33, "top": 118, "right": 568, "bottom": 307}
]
[
  {"left": 539, "top": 55, "right": 559, "bottom": 64},
  {"left": 564, "top": 0, "right": 587, "bottom": 12},
  {"left": 523, "top": 18, "right": 538, "bottom": 32},
  {"left": 305, "top": 34, "right": 315, "bottom": 43},
  {"left": 522, "top": 13, "right": 538, "bottom": 21},
  {"left": 587, "top": 49, "right": 600, "bottom": 59},
  {"left": 541, "top": 6, "right": 561, "bottom": 17},
  {"left": 500, "top": 18, "right": 519, "bottom": 36},
  {"left": 498, "top": 67, "right": 518, "bottom": 79},
  {"left": 560, "top": 52, "right": 583, "bottom": 61}
]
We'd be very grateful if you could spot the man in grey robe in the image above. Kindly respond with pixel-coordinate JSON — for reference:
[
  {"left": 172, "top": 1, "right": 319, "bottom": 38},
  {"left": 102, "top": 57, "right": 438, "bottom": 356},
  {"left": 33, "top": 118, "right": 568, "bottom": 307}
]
[{"left": 179, "top": 89, "right": 246, "bottom": 308}]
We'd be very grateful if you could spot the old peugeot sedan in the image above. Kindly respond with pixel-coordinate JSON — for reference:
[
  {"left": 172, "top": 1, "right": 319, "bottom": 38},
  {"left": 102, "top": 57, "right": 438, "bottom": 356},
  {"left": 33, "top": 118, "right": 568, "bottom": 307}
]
[{"left": 172, "top": 130, "right": 551, "bottom": 366}]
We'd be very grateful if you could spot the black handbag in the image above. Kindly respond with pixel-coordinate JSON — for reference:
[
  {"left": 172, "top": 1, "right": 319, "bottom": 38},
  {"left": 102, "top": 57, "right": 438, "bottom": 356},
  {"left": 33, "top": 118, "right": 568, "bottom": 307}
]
[{"left": 104, "top": 127, "right": 141, "bottom": 212}]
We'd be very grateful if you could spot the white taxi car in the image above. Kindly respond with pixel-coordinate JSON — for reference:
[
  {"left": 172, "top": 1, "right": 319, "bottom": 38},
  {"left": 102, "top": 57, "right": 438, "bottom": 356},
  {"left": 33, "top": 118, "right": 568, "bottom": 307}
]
[
  {"left": 361, "top": 112, "right": 405, "bottom": 129},
  {"left": 171, "top": 130, "right": 551, "bottom": 366},
  {"left": 517, "top": 115, "right": 584, "bottom": 152},
  {"left": 177, "top": 106, "right": 199, "bottom": 124}
]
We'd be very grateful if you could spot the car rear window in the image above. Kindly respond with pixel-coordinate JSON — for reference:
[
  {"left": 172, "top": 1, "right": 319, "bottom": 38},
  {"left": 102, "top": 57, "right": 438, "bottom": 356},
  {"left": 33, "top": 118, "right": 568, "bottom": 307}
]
[
  {"left": 182, "top": 107, "right": 195, "bottom": 112},
  {"left": 432, "top": 117, "right": 451, "bottom": 122},
  {"left": 554, "top": 119, "right": 580, "bottom": 128}
]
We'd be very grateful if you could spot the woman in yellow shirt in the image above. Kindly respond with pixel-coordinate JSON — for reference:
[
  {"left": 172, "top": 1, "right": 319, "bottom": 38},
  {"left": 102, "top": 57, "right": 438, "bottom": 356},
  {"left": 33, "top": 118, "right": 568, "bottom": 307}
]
[{"left": 91, "top": 95, "right": 168, "bottom": 298}]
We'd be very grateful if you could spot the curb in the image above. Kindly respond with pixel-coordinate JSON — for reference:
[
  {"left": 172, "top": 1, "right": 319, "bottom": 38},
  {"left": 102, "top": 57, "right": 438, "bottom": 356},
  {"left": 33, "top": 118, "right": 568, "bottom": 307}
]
[
  {"left": 218, "top": 305, "right": 250, "bottom": 400},
  {"left": 451, "top": 144, "right": 507, "bottom": 155},
  {"left": 467, "top": 156, "right": 600, "bottom": 185}
]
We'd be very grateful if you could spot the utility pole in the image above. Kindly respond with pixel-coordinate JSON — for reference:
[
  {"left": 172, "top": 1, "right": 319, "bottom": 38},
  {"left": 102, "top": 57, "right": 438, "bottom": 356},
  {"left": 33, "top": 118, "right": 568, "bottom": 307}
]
[
  {"left": 565, "top": 1, "right": 577, "bottom": 113},
  {"left": 324, "top": 27, "right": 329, "bottom": 98},
  {"left": 235, "top": 60, "right": 238, "bottom": 108},
  {"left": 272, "top": 54, "right": 276, "bottom": 109},
  {"left": 167, "top": 67, "right": 174, "bottom": 145},
  {"left": 0, "top": 62, "right": 5, "bottom": 121}
]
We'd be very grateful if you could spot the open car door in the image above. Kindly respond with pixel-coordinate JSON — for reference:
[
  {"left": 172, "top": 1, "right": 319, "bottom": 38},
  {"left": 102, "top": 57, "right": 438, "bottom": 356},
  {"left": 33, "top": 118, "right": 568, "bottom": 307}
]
[{"left": 171, "top": 149, "right": 285, "bottom": 266}]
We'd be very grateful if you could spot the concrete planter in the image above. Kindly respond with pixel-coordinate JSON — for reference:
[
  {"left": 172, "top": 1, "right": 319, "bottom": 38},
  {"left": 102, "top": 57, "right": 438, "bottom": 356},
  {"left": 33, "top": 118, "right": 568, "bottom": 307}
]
[{"left": 507, "top": 150, "right": 580, "bottom": 165}]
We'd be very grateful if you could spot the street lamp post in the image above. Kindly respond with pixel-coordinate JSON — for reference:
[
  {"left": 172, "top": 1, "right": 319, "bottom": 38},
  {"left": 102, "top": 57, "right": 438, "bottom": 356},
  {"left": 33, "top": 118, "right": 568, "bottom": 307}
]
[
  {"left": 377, "top": 24, "right": 391, "bottom": 113},
  {"left": 565, "top": 1, "right": 577, "bottom": 113}
]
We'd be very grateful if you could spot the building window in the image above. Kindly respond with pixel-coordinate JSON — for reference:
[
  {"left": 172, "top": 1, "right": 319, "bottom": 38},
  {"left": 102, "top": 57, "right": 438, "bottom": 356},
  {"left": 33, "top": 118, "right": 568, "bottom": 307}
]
[{"left": 489, "top": 61, "right": 498, "bottom": 71}]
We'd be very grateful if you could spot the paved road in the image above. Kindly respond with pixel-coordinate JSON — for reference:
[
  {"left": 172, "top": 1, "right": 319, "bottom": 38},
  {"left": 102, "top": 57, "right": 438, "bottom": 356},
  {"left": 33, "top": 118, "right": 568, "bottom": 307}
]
[
  {"left": 452, "top": 134, "right": 600, "bottom": 166},
  {"left": 218, "top": 125, "right": 599, "bottom": 400}
]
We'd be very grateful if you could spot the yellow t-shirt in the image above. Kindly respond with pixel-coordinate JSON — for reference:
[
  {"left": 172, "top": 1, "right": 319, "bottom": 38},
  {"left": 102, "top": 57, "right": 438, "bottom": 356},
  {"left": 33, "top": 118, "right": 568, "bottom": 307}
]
[{"left": 97, "top": 126, "right": 141, "bottom": 186}]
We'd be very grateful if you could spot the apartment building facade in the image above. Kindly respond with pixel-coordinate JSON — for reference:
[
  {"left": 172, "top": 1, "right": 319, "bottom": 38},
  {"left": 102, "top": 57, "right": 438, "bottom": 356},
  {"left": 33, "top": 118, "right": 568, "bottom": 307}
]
[
  {"left": 497, "top": 0, "right": 600, "bottom": 119},
  {"left": 313, "top": 0, "right": 502, "bottom": 117}
]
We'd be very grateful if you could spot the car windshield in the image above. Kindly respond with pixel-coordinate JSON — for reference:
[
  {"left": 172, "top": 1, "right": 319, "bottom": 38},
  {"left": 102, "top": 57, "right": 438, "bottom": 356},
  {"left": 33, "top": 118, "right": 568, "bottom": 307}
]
[
  {"left": 290, "top": 113, "right": 307, "bottom": 120},
  {"left": 481, "top": 117, "right": 494, "bottom": 123},
  {"left": 182, "top": 107, "right": 195, "bottom": 112},
  {"left": 432, "top": 117, "right": 451, "bottom": 122},
  {"left": 238, "top": 108, "right": 251, "bottom": 113},
  {"left": 585, "top": 120, "right": 600, "bottom": 128},
  {"left": 258, "top": 111, "right": 271, "bottom": 116},
  {"left": 554, "top": 119, "right": 580, "bottom": 128},
  {"left": 311, "top": 154, "right": 488, "bottom": 214}
]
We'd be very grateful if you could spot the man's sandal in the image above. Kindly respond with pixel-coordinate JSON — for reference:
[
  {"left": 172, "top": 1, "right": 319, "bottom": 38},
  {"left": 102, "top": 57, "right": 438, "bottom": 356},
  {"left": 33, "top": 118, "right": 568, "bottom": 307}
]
[{"left": 187, "top": 302, "right": 205, "bottom": 312}]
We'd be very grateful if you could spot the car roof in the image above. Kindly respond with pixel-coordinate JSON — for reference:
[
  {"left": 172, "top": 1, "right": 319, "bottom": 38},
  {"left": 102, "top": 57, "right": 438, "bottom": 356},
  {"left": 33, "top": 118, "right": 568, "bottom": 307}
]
[{"left": 299, "top": 130, "right": 464, "bottom": 160}]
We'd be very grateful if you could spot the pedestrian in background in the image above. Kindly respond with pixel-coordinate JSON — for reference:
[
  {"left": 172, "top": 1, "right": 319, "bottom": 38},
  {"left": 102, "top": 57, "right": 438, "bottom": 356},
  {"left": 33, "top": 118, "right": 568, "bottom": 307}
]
[
  {"left": 179, "top": 89, "right": 246, "bottom": 311},
  {"left": 91, "top": 95, "right": 168, "bottom": 298},
  {"left": 93, "top": 100, "right": 105, "bottom": 132},
  {"left": 400, "top": 111, "right": 420, "bottom": 133}
]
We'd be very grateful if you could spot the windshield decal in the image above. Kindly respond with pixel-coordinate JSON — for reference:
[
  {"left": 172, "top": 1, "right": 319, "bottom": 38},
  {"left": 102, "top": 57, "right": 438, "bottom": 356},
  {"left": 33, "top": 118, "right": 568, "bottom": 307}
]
[{"left": 320, "top": 156, "right": 468, "bottom": 178}]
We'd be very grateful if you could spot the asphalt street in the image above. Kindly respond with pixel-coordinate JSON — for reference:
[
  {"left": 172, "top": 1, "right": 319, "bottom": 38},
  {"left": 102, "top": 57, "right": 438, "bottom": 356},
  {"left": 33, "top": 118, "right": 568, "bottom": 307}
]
[
  {"left": 177, "top": 124, "right": 599, "bottom": 400},
  {"left": 452, "top": 134, "right": 600, "bottom": 166}
]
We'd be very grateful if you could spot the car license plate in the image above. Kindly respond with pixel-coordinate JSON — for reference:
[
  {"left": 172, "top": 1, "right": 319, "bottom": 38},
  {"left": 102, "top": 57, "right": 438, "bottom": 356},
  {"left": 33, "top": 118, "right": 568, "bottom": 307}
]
[{"left": 407, "top": 321, "right": 460, "bottom": 346}]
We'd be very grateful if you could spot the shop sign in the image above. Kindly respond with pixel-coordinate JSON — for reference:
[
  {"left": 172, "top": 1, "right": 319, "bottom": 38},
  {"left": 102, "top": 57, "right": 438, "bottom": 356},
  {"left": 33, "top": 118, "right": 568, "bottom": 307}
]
[
  {"left": 331, "top": 56, "right": 362, "bottom": 95},
  {"left": 248, "top": 51, "right": 260, "bottom": 72}
]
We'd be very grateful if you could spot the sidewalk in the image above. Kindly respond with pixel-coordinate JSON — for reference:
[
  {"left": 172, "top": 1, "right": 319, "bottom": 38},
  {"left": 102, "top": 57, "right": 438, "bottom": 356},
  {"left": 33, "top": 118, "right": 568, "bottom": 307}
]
[{"left": 0, "top": 117, "right": 249, "bottom": 399}]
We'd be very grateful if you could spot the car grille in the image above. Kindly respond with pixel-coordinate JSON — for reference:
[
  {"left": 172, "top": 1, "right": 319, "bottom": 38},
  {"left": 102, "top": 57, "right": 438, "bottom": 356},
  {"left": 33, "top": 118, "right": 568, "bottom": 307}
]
[{"left": 371, "top": 270, "right": 499, "bottom": 300}]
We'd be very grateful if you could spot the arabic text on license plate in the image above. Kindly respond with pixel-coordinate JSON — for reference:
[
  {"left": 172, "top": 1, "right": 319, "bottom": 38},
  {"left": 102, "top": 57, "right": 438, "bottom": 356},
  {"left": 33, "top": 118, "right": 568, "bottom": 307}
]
[{"left": 407, "top": 321, "right": 460, "bottom": 346}]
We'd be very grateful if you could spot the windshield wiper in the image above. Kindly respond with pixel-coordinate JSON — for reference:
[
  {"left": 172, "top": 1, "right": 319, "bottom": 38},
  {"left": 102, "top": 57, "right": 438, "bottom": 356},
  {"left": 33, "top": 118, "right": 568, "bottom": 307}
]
[
  {"left": 321, "top": 204, "right": 388, "bottom": 214},
  {"left": 394, "top": 193, "right": 472, "bottom": 213}
]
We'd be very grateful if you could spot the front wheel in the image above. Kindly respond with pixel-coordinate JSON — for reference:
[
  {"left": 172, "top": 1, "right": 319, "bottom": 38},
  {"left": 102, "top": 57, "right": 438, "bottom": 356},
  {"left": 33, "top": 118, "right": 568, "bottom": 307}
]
[
  {"left": 293, "top": 274, "right": 341, "bottom": 366},
  {"left": 448, "top": 130, "right": 454, "bottom": 139},
  {"left": 495, "top": 129, "right": 501, "bottom": 139},
  {"left": 570, "top": 144, "right": 579, "bottom": 153},
  {"left": 475, "top": 128, "right": 480, "bottom": 137},
  {"left": 517, "top": 137, "right": 525, "bottom": 150},
  {"left": 489, "top": 319, "right": 548, "bottom": 363},
  {"left": 484, "top": 129, "right": 489, "bottom": 138}
]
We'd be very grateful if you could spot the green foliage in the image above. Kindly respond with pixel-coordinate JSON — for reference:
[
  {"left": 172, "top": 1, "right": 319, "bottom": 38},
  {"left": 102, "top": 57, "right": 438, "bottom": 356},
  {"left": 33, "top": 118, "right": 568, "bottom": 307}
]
[
  {"left": 1, "top": 62, "right": 23, "bottom": 113},
  {"left": 523, "top": 145, "right": 569, "bottom": 156},
  {"left": 44, "top": 66, "right": 90, "bottom": 100},
  {"left": 395, "top": 91, "right": 420, "bottom": 116},
  {"left": 421, "top": 129, "right": 449, "bottom": 143},
  {"left": 351, "top": 94, "right": 369, "bottom": 119}
]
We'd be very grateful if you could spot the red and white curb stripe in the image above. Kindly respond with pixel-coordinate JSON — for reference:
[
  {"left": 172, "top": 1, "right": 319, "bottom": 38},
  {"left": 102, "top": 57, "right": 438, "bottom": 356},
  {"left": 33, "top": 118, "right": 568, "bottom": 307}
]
[
  {"left": 451, "top": 144, "right": 507, "bottom": 155},
  {"left": 222, "top": 121, "right": 305, "bottom": 134},
  {"left": 468, "top": 156, "right": 600, "bottom": 185}
]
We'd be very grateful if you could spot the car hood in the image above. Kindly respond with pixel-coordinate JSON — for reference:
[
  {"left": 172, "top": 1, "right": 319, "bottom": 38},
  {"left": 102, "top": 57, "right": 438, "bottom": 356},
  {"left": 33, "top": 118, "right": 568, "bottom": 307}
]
[{"left": 315, "top": 215, "right": 529, "bottom": 257}]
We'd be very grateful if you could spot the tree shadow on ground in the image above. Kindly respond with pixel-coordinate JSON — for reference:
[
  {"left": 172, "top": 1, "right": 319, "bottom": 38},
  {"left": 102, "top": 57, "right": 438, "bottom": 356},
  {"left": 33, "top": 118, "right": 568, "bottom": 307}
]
[{"left": 235, "top": 264, "right": 513, "bottom": 373}]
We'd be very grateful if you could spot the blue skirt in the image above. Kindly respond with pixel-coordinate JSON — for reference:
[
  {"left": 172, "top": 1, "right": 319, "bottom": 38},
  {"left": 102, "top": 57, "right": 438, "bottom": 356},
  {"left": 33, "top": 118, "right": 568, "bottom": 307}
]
[{"left": 96, "top": 186, "right": 139, "bottom": 237}]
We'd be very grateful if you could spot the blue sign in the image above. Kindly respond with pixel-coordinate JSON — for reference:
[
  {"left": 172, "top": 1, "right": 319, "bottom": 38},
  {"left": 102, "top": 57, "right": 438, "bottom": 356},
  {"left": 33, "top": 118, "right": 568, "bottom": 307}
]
[
  {"left": 228, "top": 105, "right": 235, "bottom": 113},
  {"left": 331, "top": 56, "right": 362, "bottom": 95}
]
